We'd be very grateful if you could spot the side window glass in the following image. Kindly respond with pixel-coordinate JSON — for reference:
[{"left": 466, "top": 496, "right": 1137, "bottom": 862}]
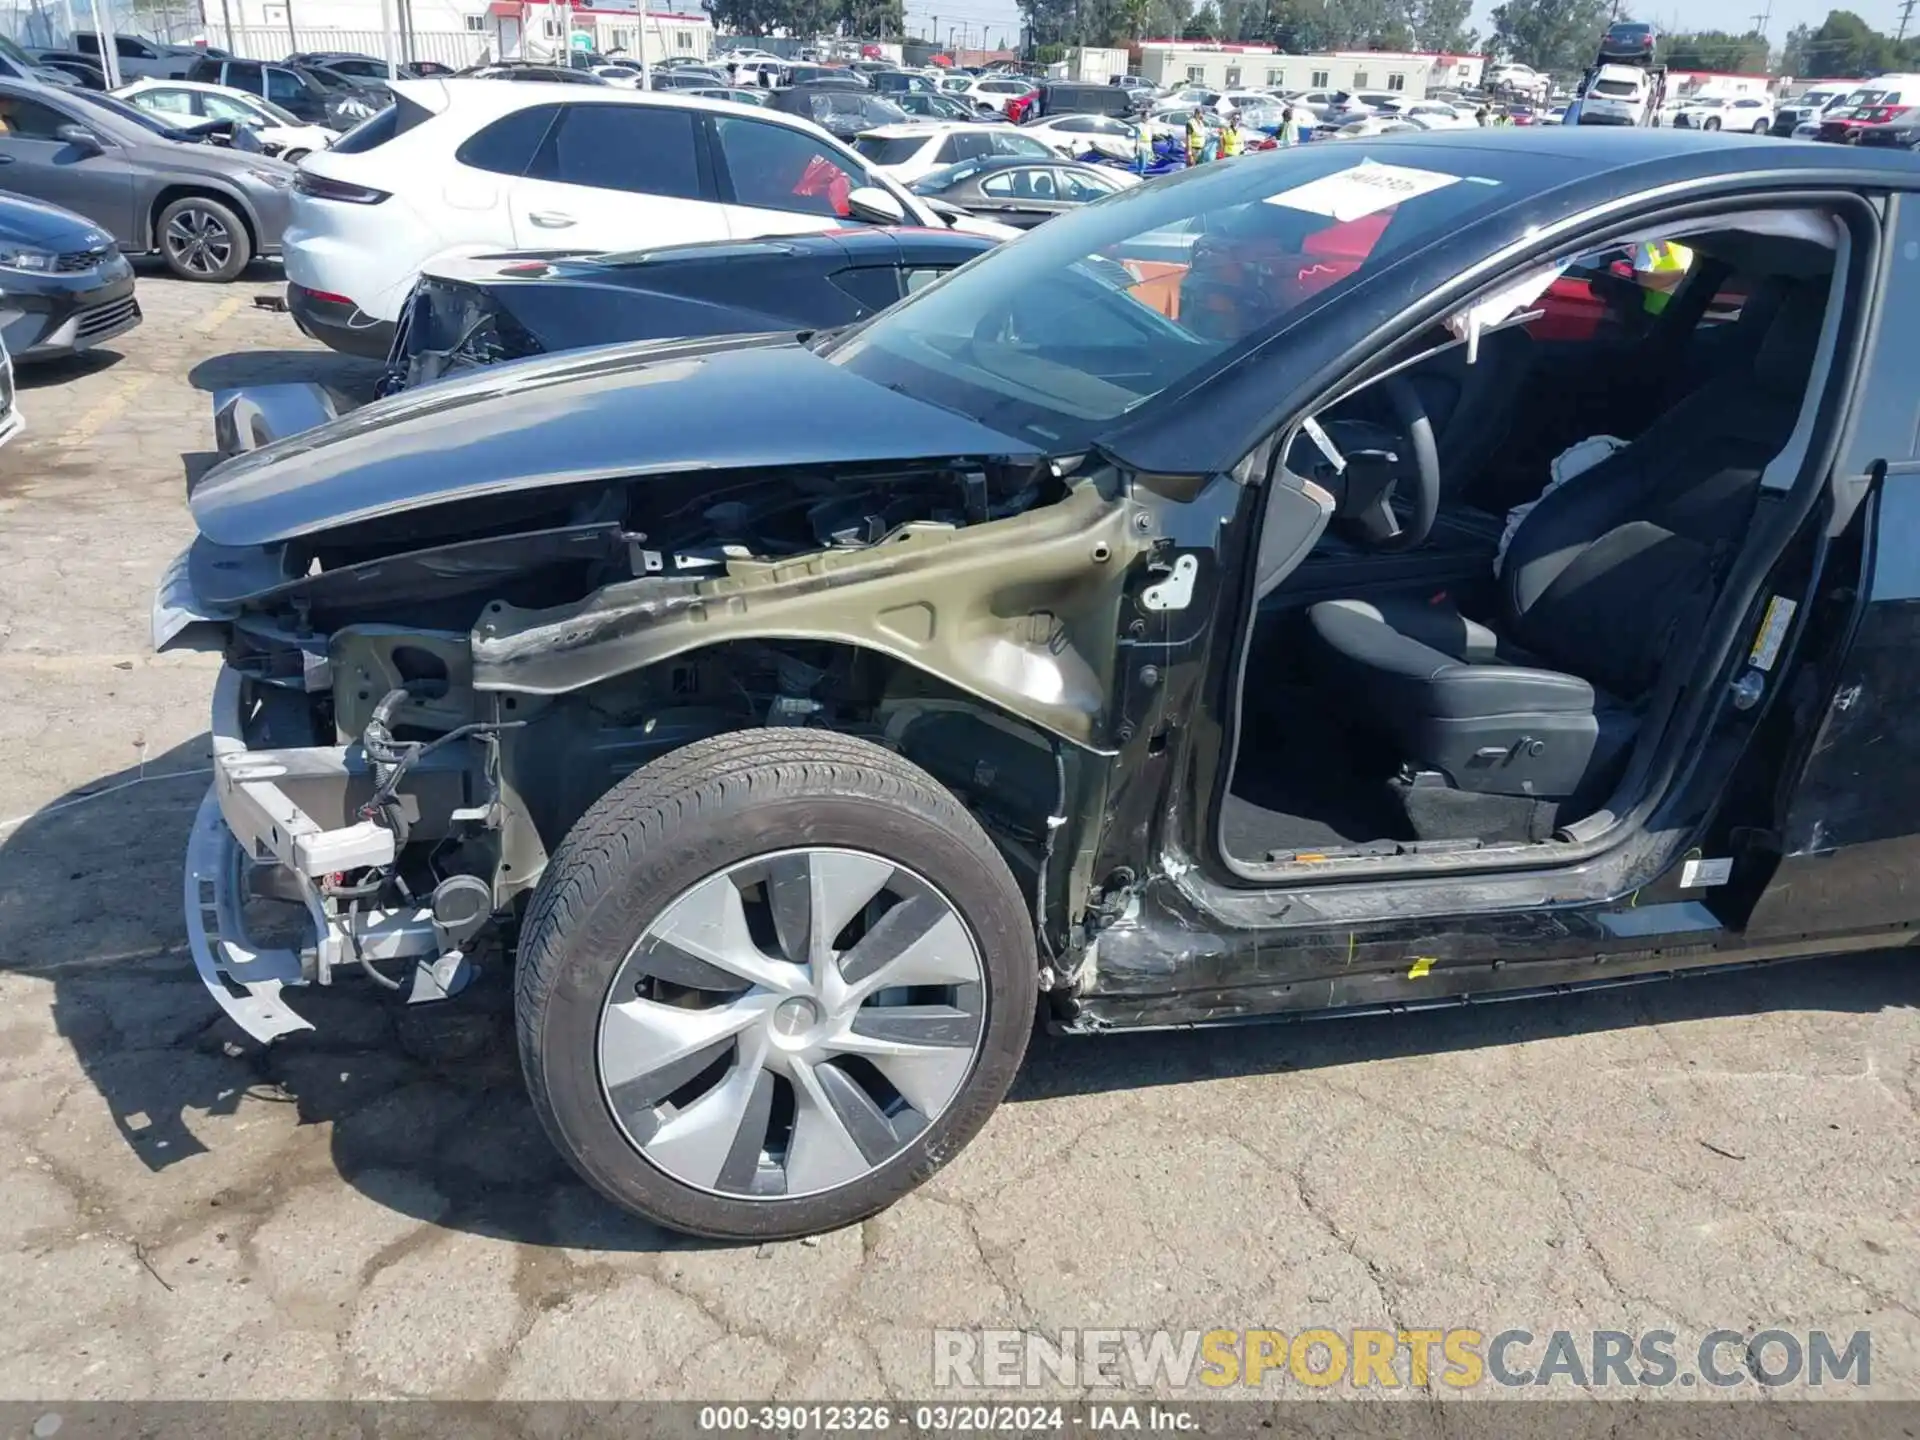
[
  {"left": 227, "top": 63, "right": 265, "bottom": 95},
  {"left": 454, "top": 104, "right": 560, "bottom": 177},
  {"left": 264, "top": 68, "right": 305, "bottom": 106},
  {"left": 903, "top": 266, "right": 946, "bottom": 293},
  {"left": 0, "top": 95, "right": 77, "bottom": 139},
  {"left": 528, "top": 105, "right": 703, "bottom": 198},
  {"left": 829, "top": 265, "right": 902, "bottom": 312},
  {"left": 714, "top": 116, "right": 856, "bottom": 217}
]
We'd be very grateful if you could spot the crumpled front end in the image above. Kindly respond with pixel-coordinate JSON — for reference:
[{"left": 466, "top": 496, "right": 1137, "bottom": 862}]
[{"left": 181, "top": 663, "right": 496, "bottom": 1043}]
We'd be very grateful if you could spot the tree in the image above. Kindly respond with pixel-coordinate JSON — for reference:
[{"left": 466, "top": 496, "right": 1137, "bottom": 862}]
[
  {"left": 1787, "top": 10, "right": 1920, "bottom": 76},
  {"left": 1659, "top": 29, "right": 1770, "bottom": 72},
  {"left": 1488, "top": 0, "right": 1611, "bottom": 70},
  {"left": 1408, "top": 0, "right": 1476, "bottom": 52},
  {"left": 1184, "top": 2, "right": 1219, "bottom": 39},
  {"left": 837, "top": 0, "right": 904, "bottom": 37},
  {"left": 708, "top": 0, "right": 782, "bottom": 36}
]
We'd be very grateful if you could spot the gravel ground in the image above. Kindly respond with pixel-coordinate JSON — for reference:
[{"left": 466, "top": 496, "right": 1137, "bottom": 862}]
[{"left": 0, "top": 267, "right": 1916, "bottom": 1403}]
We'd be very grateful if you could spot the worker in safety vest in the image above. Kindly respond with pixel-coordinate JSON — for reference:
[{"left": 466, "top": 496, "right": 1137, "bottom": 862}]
[
  {"left": 1632, "top": 239, "right": 1694, "bottom": 314},
  {"left": 1186, "top": 109, "right": 1207, "bottom": 164},
  {"left": 1220, "top": 111, "right": 1244, "bottom": 157}
]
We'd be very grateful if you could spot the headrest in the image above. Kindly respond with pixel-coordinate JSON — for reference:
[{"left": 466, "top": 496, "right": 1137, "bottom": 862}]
[{"left": 1754, "top": 283, "right": 1827, "bottom": 392}]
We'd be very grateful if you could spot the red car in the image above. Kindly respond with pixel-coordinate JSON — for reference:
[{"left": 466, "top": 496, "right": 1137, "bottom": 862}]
[{"left": 1815, "top": 85, "right": 1917, "bottom": 142}]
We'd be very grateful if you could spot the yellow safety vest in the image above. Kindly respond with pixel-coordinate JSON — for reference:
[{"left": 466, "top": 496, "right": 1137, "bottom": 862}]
[
  {"left": 1221, "top": 124, "right": 1242, "bottom": 156},
  {"left": 1633, "top": 240, "right": 1693, "bottom": 314}
]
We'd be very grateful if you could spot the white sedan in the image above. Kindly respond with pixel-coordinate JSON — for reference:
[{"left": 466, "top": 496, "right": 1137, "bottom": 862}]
[
  {"left": 1383, "top": 98, "right": 1478, "bottom": 129},
  {"left": 1016, "top": 112, "right": 1137, "bottom": 157},
  {"left": 113, "top": 77, "right": 337, "bottom": 160},
  {"left": 854, "top": 122, "right": 1056, "bottom": 182}
]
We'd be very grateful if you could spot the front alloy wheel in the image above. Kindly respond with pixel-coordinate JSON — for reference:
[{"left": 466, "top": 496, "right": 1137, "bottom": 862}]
[
  {"left": 600, "top": 848, "right": 987, "bottom": 1199},
  {"left": 517, "top": 729, "right": 1037, "bottom": 1239},
  {"left": 157, "top": 196, "right": 251, "bottom": 282}
]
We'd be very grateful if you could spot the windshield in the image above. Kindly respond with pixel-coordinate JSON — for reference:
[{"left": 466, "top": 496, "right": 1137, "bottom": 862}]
[
  {"left": 0, "top": 34, "right": 32, "bottom": 67},
  {"left": 824, "top": 148, "right": 1549, "bottom": 449}
]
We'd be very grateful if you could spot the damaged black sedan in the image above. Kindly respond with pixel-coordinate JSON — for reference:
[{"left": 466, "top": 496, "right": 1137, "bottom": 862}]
[
  {"left": 378, "top": 228, "right": 998, "bottom": 394},
  {"left": 159, "top": 130, "right": 1920, "bottom": 1239}
]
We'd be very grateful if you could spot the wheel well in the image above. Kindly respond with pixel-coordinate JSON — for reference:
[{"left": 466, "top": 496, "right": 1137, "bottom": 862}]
[
  {"left": 148, "top": 185, "right": 257, "bottom": 255},
  {"left": 498, "top": 638, "right": 1067, "bottom": 906}
]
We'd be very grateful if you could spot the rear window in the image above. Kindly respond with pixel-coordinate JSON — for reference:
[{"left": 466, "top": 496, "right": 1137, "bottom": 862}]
[
  {"left": 454, "top": 103, "right": 560, "bottom": 174},
  {"left": 330, "top": 94, "right": 433, "bottom": 152},
  {"left": 855, "top": 134, "right": 928, "bottom": 164},
  {"left": 1608, "top": 21, "right": 1652, "bottom": 35},
  {"left": 1592, "top": 78, "right": 1640, "bottom": 97}
]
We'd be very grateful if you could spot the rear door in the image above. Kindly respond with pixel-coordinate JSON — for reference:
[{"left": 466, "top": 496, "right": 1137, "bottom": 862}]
[
  {"left": 708, "top": 112, "right": 867, "bottom": 239},
  {"left": 506, "top": 101, "right": 724, "bottom": 251}
]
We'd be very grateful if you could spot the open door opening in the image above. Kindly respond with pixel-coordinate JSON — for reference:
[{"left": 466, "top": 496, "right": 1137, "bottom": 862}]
[{"left": 1219, "top": 208, "right": 1852, "bottom": 875}]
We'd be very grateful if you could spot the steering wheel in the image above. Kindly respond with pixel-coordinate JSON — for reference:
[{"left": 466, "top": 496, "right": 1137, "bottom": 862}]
[{"left": 1345, "top": 375, "right": 1441, "bottom": 552}]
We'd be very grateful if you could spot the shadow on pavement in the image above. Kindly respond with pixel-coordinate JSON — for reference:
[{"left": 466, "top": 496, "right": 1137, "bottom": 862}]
[
  {"left": 14, "top": 348, "right": 126, "bottom": 389},
  {"left": 6, "top": 740, "right": 1917, "bottom": 1256}
]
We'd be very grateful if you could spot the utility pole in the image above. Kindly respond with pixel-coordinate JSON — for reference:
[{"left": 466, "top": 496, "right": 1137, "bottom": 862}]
[{"left": 1899, "top": 0, "right": 1916, "bottom": 42}]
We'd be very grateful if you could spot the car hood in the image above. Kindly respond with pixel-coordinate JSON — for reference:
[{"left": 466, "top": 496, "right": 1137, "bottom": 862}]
[
  {"left": 0, "top": 193, "right": 107, "bottom": 248},
  {"left": 128, "top": 137, "right": 293, "bottom": 184},
  {"left": 189, "top": 332, "right": 1041, "bottom": 546}
]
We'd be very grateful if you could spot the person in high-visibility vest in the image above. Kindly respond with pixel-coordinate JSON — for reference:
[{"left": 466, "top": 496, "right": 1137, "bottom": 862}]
[
  {"left": 1220, "top": 111, "right": 1244, "bottom": 157},
  {"left": 1186, "top": 109, "right": 1206, "bottom": 165},
  {"left": 1632, "top": 239, "right": 1694, "bottom": 315}
]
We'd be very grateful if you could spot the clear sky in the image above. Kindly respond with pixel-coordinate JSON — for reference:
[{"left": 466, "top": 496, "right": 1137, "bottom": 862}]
[{"left": 897, "top": 0, "right": 1915, "bottom": 57}]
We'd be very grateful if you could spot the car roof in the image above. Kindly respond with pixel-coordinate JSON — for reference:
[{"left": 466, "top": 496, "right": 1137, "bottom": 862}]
[
  {"left": 859, "top": 122, "right": 964, "bottom": 138},
  {"left": 393, "top": 75, "right": 847, "bottom": 141},
  {"left": 936, "top": 154, "right": 1094, "bottom": 173}
]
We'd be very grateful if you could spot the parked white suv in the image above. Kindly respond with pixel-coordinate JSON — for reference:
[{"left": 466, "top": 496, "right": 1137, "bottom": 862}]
[
  {"left": 1672, "top": 94, "right": 1775, "bottom": 132},
  {"left": 283, "top": 81, "right": 998, "bottom": 357},
  {"left": 1578, "top": 65, "right": 1654, "bottom": 125},
  {"left": 853, "top": 121, "right": 1053, "bottom": 181}
]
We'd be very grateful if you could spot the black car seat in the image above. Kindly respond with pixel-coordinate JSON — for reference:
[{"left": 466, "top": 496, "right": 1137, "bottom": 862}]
[{"left": 1301, "top": 282, "right": 1826, "bottom": 814}]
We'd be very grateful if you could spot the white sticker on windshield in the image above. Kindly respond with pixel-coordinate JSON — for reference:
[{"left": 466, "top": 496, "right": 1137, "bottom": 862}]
[{"left": 1264, "top": 161, "right": 1463, "bottom": 223}]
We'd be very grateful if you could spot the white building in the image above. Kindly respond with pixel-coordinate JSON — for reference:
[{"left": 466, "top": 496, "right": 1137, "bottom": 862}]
[
  {"left": 1136, "top": 41, "right": 1483, "bottom": 98},
  {"left": 200, "top": 0, "right": 710, "bottom": 68}
]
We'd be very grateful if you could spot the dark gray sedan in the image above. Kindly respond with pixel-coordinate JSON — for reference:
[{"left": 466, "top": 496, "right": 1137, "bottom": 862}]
[
  {"left": 908, "top": 155, "right": 1137, "bottom": 228},
  {"left": 0, "top": 77, "right": 293, "bottom": 280}
]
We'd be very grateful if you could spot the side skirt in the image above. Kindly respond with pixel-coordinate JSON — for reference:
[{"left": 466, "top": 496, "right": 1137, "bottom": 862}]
[{"left": 1059, "top": 923, "right": 1918, "bottom": 1033}]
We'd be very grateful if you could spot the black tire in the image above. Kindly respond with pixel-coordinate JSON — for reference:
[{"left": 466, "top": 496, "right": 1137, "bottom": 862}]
[
  {"left": 156, "top": 195, "right": 251, "bottom": 282},
  {"left": 1703, "top": 116, "right": 1721, "bottom": 131},
  {"left": 1752, "top": 119, "right": 1768, "bottom": 134},
  {"left": 516, "top": 728, "right": 1038, "bottom": 1240}
]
